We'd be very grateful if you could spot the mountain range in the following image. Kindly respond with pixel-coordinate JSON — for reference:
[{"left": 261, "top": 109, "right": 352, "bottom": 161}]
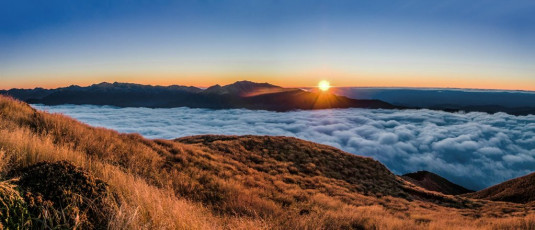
[
  {"left": 328, "top": 87, "right": 535, "bottom": 115},
  {"left": 1, "top": 94, "right": 535, "bottom": 229},
  {"left": 4, "top": 81, "right": 535, "bottom": 115},
  {"left": 0, "top": 81, "right": 397, "bottom": 111}
]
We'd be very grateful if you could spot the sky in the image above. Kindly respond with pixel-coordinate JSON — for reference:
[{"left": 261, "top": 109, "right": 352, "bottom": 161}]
[{"left": 1, "top": 0, "right": 535, "bottom": 90}]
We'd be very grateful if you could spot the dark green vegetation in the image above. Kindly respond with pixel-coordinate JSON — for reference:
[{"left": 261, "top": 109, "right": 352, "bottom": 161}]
[
  {"left": 0, "top": 181, "right": 31, "bottom": 229},
  {"left": 1, "top": 161, "right": 112, "bottom": 229}
]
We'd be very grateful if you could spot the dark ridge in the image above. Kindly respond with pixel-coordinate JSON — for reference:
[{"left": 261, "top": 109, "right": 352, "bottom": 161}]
[
  {"left": 203, "top": 80, "right": 281, "bottom": 96},
  {"left": 0, "top": 87, "right": 53, "bottom": 101},
  {"left": 328, "top": 87, "right": 535, "bottom": 115},
  {"left": 402, "top": 171, "right": 474, "bottom": 195},
  {"left": 463, "top": 172, "right": 535, "bottom": 204},
  {"left": 1, "top": 81, "right": 399, "bottom": 111}
]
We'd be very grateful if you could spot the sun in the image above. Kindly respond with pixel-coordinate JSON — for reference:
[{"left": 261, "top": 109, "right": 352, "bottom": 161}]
[{"left": 318, "top": 80, "right": 331, "bottom": 91}]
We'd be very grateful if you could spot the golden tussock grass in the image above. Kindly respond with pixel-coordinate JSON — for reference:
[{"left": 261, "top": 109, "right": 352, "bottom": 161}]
[{"left": 1, "top": 95, "right": 535, "bottom": 229}]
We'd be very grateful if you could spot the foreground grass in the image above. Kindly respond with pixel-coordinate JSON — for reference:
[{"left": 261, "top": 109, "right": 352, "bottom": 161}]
[{"left": 0, "top": 95, "right": 534, "bottom": 229}]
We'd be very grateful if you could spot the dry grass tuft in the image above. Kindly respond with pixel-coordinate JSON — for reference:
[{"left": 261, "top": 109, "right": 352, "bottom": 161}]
[{"left": 0, "top": 180, "right": 31, "bottom": 229}]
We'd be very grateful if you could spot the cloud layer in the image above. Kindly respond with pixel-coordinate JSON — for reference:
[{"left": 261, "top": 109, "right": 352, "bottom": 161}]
[{"left": 33, "top": 104, "right": 535, "bottom": 190}]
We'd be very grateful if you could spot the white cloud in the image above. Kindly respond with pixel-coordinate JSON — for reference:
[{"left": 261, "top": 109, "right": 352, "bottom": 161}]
[
  {"left": 478, "top": 147, "right": 503, "bottom": 155},
  {"left": 32, "top": 104, "right": 535, "bottom": 190}
]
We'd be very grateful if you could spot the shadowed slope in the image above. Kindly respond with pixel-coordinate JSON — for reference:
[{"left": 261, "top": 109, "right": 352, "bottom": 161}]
[
  {"left": 402, "top": 171, "right": 474, "bottom": 195},
  {"left": 464, "top": 172, "right": 535, "bottom": 204}
]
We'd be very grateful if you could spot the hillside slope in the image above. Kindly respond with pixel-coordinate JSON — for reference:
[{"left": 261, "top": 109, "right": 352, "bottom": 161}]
[
  {"left": 1, "top": 95, "right": 534, "bottom": 229},
  {"left": 176, "top": 135, "right": 406, "bottom": 198},
  {"left": 402, "top": 171, "right": 474, "bottom": 195},
  {"left": 464, "top": 172, "right": 535, "bottom": 203}
]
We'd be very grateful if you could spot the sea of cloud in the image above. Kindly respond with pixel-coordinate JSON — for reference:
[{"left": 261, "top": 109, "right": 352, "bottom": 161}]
[{"left": 32, "top": 104, "right": 535, "bottom": 190}]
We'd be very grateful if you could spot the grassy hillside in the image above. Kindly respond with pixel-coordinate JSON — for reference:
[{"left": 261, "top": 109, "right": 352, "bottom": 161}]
[
  {"left": 464, "top": 172, "right": 535, "bottom": 204},
  {"left": 0, "top": 95, "right": 534, "bottom": 229}
]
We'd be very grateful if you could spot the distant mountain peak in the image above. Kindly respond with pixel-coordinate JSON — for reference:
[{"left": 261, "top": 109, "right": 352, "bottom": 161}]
[
  {"left": 91, "top": 82, "right": 113, "bottom": 87},
  {"left": 226, "top": 80, "right": 279, "bottom": 87},
  {"left": 91, "top": 82, "right": 140, "bottom": 87},
  {"left": 402, "top": 170, "right": 474, "bottom": 195},
  {"left": 203, "top": 80, "right": 281, "bottom": 96}
]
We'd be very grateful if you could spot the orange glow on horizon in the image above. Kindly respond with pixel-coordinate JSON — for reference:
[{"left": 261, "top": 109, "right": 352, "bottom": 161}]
[
  {"left": 1, "top": 71, "right": 534, "bottom": 92},
  {"left": 318, "top": 80, "right": 331, "bottom": 91}
]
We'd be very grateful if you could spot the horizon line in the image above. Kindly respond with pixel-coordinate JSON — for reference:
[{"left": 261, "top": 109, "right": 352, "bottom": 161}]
[{"left": 3, "top": 80, "right": 535, "bottom": 93}]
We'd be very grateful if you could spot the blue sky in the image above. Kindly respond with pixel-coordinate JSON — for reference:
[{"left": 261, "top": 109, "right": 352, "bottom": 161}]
[{"left": 1, "top": 0, "right": 534, "bottom": 89}]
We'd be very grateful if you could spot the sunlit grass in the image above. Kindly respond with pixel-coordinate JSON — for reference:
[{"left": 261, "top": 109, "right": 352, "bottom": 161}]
[{"left": 0, "top": 95, "right": 534, "bottom": 229}]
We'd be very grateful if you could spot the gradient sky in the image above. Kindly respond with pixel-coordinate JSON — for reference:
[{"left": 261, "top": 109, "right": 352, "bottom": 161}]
[{"left": 1, "top": 0, "right": 534, "bottom": 90}]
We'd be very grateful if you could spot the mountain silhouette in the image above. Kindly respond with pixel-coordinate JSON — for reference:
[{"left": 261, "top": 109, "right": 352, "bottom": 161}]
[
  {"left": 402, "top": 171, "right": 474, "bottom": 195},
  {"left": 0, "top": 81, "right": 397, "bottom": 111}
]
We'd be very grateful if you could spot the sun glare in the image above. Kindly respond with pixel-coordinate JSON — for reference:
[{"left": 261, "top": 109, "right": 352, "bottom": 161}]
[{"left": 318, "top": 80, "right": 331, "bottom": 91}]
